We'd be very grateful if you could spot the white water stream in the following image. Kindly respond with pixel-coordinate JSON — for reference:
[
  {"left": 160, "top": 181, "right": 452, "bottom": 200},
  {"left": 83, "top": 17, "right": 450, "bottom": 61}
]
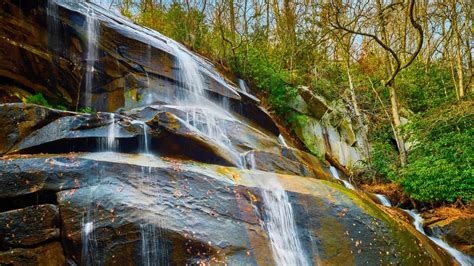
[
  {"left": 97, "top": 113, "right": 117, "bottom": 152},
  {"left": 238, "top": 79, "right": 248, "bottom": 93},
  {"left": 248, "top": 154, "right": 309, "bottom": 266},
  {"left": 349, "top": 182, "right": 473, "bottom": 265},
  {"left": 374, "top": 194, "right": 392, "bottom": 207},
  {"left": 140, "top": 223, "right": 169, "bottom": 266},
  {"left": 403, "top": 209, "right": 474, "bottom": 266},
  {"left": 329, "top": 166, "right": 355, "bottom": 190},
  {"left": 85, "top": 8, "right": 99, "bottom": 109},
  {"left": 131, "top": 120, "right": 150, "bottom": 154},
  {"left": 278, "top": 134, "right": 289, "bottom": 148},
  {"left": 168, "top": 41, "right": 243, "bottom": 168}
]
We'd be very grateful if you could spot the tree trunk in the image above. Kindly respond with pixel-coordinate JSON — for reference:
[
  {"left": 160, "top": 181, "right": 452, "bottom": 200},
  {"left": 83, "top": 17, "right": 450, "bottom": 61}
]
[
  {"left": 452, "top": 0, "right": 465, "bottom": 98},
  {"left": 388, "top": 83, "right": 407, "bottom": 167},
  {"left": 376, "top": 0, "right": 408, "bottom": 166}
]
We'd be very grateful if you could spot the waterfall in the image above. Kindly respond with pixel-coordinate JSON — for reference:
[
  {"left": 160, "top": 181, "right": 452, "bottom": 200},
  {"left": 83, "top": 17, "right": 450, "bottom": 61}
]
[
  {"left": 132, "top": 120, "right": 150, "bottom": 154},
  {"left": 278, "top": 134, "right": 289, "bottom": 147},
  {"left": 403, "top": 210, "right": 474, "bottom": 266},
  {"left": 140, "top": 224, "right": 169, "bottom": 266},
  {"left": 106, "top": 113, "right": 116, "bottom": 150},
  {"left": 82, "top": 205, "right": 99, "bottom": 266},
  {"left": 373, "top": 192, "right": 474, "bottom": 265},
  {"left": 374, "top": 194, "right": 392, "bottom": 207},
  {"left": 329, "top": 166, "right": 355, "bottom": 190},
  {"left": 98, "top": 113, "right": 117, "bottom": 151},
  {"left": 248, "top": 154, "right": 309, "bottom": 266},
  {"left": 238, "top": 79, "right": 248, "bottom": 93},
  {"left": 168, "top": 41, "right": 242, "bottom": 167},
  {"left": 85, "top": 9, "right": 99, "bottom": 109}
]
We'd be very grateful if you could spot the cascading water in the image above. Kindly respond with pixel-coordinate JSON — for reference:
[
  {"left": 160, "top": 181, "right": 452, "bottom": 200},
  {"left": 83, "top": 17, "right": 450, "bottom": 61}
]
[
  {"left": 329, "top": 166, "right": 355, "bottom": 190},
  {"left": 140, "top": 223, "right": 169, "bottom": 266},
  {"left": 98, "top": 113, "right": 117, "bottom": 152},
  {"left": 403, "top": 210, "right": 474, "bottom": 266},
  {"left": 168, "top": 41, "right": 243, "bottom": 167},
  {"left": 374, "top": 194, "right": 392, "bottom": 207},
  {"left": 82, "top": 203, "right": 99, "bottom": 266},
  {"left": 238, "top": 79, "right": 248, "bottom": 93},
  {"left": 278, "top": 134, "right": 289, "bottom": 147},
  {"left": 132, "top": 120, "right": 150, "bottom": 154},
  {"left": 248, "top": 154, "right": 309, "bottom": 266},
  {"left": 85, "top": 8, "right": 99, "bottom": 109},
  {"left": 373, "top": 193, "right": 473, "bottom": 265}
]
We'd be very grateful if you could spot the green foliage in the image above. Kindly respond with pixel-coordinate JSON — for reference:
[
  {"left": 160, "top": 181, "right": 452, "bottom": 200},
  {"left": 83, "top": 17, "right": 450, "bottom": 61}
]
[
  {"left": 399, "top": 100, "right": 474, "bottom": 203},
  {"left": 310, "top": 62, "right": 346, "bottom": 101},
  {"left": 397, "top": 62, "right": 455, "bottom": 113},
  {"left": 26, "top": 93, "right": 51, "bottom": 107},
  {"left": 79, "top": 107, "right": 94, "bottom": 114},
  {"left": 230, "top": 46, "right": 299, "bottom": 119},
  {"left": 371, "top": 141, "right": 399, "bottom": 181},
  {"left": 370, "top": 100, "right": 473, "bottom": 203}
]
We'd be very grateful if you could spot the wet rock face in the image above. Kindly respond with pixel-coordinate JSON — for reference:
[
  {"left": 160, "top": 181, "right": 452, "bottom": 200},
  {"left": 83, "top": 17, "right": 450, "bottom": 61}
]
[
  {"left": 0, "top": 242, "right": 66, "bottom": 265},
  {"left": 0, "top": 154, "right": 454, "bottom": 265},
  {"left": 0, "top": 0, "right": 462, "bottom": 265},
  {"left": 0, "top": 204, "right": 59, "bottom": 247},
  {"left": 0, "top": 103, "right": 74, "bottom": 154}
]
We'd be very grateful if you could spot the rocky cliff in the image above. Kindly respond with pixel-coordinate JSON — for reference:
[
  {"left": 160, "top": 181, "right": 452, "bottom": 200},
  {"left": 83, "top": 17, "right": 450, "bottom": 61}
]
[{"left": 0, "top": 0, "right": 458, "bottom": 265}]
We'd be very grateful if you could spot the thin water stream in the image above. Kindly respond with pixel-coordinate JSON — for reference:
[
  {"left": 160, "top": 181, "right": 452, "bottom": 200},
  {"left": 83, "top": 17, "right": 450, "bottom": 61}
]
[
  {"left": 248, "top": 154, "right": 309, "bottom": 266},
  {"left": 333, "top": 172, "right": 474, "bottom": 266},
  {"left": 278, "top": 134, "right": 289, "bottom": 148},
  {"left": 85, "top": 7, "right": 99, "bottom": 109},
  {"left": 403, "top": 209, "right": 474, "bottom": 265},
  {"left": 329, "top": 166, "right": 355, "bottom": 190}
]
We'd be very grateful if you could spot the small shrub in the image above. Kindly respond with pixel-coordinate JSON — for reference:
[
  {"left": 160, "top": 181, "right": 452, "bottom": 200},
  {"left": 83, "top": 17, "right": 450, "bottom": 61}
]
[
  {"left": 79, "top": 107, "right": 94, "bottom": 114},
  {"left": 26, "top": 93, "right": 51, "bottom": 107}
]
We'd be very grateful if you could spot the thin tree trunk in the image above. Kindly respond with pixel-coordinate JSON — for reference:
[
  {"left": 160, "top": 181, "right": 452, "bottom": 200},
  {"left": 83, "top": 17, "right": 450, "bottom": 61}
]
[
  {"left": 452, "top": 0, "right": 465, "bottom": 98},
  {"left": 376, "top": 0, "right": 408, "bottom": 166},
  {"left": 388, "top": 83, "right": 407, "bottom": 167}
]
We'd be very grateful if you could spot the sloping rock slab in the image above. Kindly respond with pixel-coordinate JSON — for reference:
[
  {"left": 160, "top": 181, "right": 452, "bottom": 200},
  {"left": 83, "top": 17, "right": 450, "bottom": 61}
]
[
  {"left": 127, "top": 105, "right": 278, "bottom": 152},
  {"left": 0, "top": 0, "right": 242, "bottom": 111},
  {"left": 0, "top": 204, "right": 59, "bottom": 247},
  {"left": 0, "top": 153, "right": 454, "bottom": 265},
  {"left": 0, "top": 103, "right": 75, "bottom": 155},
  {"left": 243, "top": 150, "right": 332, "bottom": 180},
  {"left": 0, "top": 242, "right": 66, "bottom": 265},
  {"left": 10, "top": 111, "right": 144, "bottom": 154}
]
